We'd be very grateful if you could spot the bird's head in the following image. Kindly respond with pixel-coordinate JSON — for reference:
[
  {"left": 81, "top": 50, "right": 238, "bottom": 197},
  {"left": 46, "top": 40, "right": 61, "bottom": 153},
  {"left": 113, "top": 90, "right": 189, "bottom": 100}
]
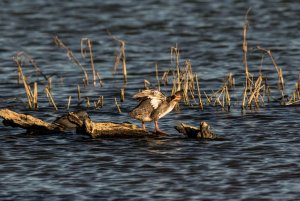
[
  {"left": 170, "top": 91, "right": 182, "bottom": 102},
  {"left": 200, "top": 121, "right": 210, "bottom": 131}
]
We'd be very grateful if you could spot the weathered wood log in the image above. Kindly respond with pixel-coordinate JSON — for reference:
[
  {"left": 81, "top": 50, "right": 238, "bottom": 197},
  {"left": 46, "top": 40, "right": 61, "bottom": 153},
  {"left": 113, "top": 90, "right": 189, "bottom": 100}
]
[
  {"left": 0, "top": 109, "right": 153, "bottom": 138},
  {"left": 0, "top": 108, "right": 63, "bottom": 134},
  {"left": 175, "top": 121, "right": 226, "bottom": 140},
  {"left": 66, "top": 111, "right": 153, "bottom": 138}
]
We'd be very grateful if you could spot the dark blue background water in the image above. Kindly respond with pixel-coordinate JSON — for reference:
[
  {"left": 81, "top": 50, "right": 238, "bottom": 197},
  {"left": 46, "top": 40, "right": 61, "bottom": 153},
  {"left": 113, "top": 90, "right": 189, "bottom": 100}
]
[{"left": 0, "top": 0, "right": 300, "bottom": 200}]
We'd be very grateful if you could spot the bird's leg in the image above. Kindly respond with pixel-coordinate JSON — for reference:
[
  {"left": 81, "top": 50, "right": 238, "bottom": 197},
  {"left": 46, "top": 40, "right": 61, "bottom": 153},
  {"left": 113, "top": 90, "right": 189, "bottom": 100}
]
[
  {"left": 141, "top": 121, "right": 146, "bottom": 130},
  {"left": 154, "top": 120, "right": 167, "bottom": 135}
]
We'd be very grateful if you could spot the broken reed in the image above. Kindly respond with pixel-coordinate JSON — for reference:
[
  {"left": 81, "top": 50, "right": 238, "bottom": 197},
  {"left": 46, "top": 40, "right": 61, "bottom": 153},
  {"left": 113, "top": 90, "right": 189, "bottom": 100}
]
[
  {"left": 114, "top": 97, "right": 122, "bottom": 113},
  {"left": 168, "top": 56, "right": 203, "bottom": 108},
  {"left": 257, "top": 46, "right": 285, "bottom": 97},
  {"left": 284, "top": 74, "right": 300, "bottom": 106},
  {"left": 15, "top": 51, "right": 48, "bottom": 81},
  {"left": 171, "top": 46, "right": 181, "bottom": 91},
  {"left": 45, "top": 86, "right": 58, "bottom": 110},
  {"left": 243, "top": 8, "right": 252, "bottom": 90},
  {"left": 81, "top": 38, "right": 97, "bottom": 86},
  {"left": 108, "top": 31, "right": 127, "bottom": 84},
  {"left": 54, "top": 36, "right": 89, "bottom": 85},
  {"left": 94, "top": 96, "right": 104, "bottom": 109}
]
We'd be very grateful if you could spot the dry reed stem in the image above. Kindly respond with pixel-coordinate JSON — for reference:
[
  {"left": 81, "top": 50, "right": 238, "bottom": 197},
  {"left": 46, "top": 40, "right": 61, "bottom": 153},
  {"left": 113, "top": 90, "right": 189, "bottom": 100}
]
[
  {"left": 243, "top": 8, "right": 251, "bottom": 89},
  {"left": 107, "top": 31, "right": 127, "bottom": 83},
  {"left": 204, "top": 91, "right": 212, "bottom": 105},
  {"left": 144, "top": 80, "right": 150, "bottom": 89},
  {"left": 96, "top": 72, "right": 104, "bottom": 87},
  {"left": 120, "top": 88, "right": 125, "bottom": 102},
  {"left": 54, "top": 36, "right": 89, "bottom": 84},
  {"left": 48, "top": 77, "right": 52, "bottom": 92},
  {"left": 67, "top": 96, "right": 71, "bottom": 110},
  {"left": 94, "top": 96, "right": 104, "bottom": 109},
  {"left": 77, "top": 85, "right": 81, "bottom": 104},
  {"left": 225, "top": 86, "right": 231, "bottom": 110},
  {"left": 85, "top": 97, "right": 90, "bottom": 108},
  {"left": 241, "top": 83, "right": 247, "bottom": 110},
  {"left": 155, "top": 63, "right": 160, "bottom": 91},
  {"left": 45, "top": 87, "right": 58, "bottom": 110},
  {"left": 14, "top": 51, "right": 48, "bottom": 81},
  {"left": 246, "top": 76, "right": 264, "bottom": 108},
  {"left": 171, "top": 46, "right": 181, "bottom": 90},
  {"left": 114, "top": 97, "right": 122, "bottom": 113},
  {"left": 81, "top": 38, "right": 97, "bottom": 86},
  {"left": 33, "top": 82, "right": 38, "bottom": 109},
  {"left": 257, "top": 46, "right": 285, "bottom": 97},
  {"left": 195, "top": 74, "right": 203, "bottom": 110}
]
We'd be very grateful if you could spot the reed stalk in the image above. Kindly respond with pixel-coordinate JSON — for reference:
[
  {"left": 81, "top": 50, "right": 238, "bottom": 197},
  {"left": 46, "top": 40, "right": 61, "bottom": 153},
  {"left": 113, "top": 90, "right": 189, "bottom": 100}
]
[
  {"left": 81, "top": 38, "right": 97, "bottom": 86},
  {"left": 48, "top": 77, "right": 52, "bottom": 92},
  {"left": 257, "top": 46, "right": 285, "bottom": 97},
  {"left": 96, "top": 72, "right": 104, "bottom": 87},
  {"left": 67, "top": 96, "right": 72, "bottom": 110},
  {"left": 144, "top": 80, "right": 150, "bottom": 89},
  {"left": 155, "top": 63, "right": 160, "bottom": 91},
  {"left": 94, "top": 96, "right": 104, "bottom": 109},
  {"left": 107, "top": 31, "right": 127, "bottom": 84},
  {"left": 77, "top": 85, "right": 81, "bottom": 105},
  {"left": 195, "top": 74, "right": 203, "bottom": 110},
  {"left": 114, "top": 97, "right": 122, "bottom": 113},
  {"left": 14, "top": 51, "right": 48, "bottom": 81},
  {"left": 33, "top": 82, "right": 38, "bottom": 109},
  {"left": 45, "top": 87, "right": 58, "bottom": 110},
  {"left": 171, "top": 46, "right": 181, "bottom": 90},
  {"left": 243, "top": 8, "right": 251, "bottom": 89},
  {"left": 85, "top": 97, "right": 90, "bottom": 108},
  {"left": 120, "top": 88, "right": 125, "bottom": 102},
  {"left": 246, "top": 75, "right": 264, "bottom": 108}
]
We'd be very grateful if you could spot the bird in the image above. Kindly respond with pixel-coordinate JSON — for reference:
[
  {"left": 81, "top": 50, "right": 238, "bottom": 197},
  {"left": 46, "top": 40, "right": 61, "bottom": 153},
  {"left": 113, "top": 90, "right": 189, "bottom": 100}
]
[
  {"left": 175, "top": 121, "right": 224, "bottom": 140},
  {"left": 129, "top": 89, "right": 182, "bottom": 134}
]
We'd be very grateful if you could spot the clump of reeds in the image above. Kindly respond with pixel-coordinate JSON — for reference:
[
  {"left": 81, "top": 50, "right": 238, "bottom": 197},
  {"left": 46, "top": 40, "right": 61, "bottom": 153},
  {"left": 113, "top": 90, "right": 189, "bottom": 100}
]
[
  {"left": 204, "top": 74, "right": 232, "bottom": 111},
  {"left": 13, "top": 55, "right": 38, "bottom": 109},
  {"left": 94, "top": 96, "right": 104, "bottom": 109},
  {"left": 283, "top": 74, "right": 300, "bottom": 106},
  {"left": 241, "top": 9, "right": 266, "bottom": 111}
]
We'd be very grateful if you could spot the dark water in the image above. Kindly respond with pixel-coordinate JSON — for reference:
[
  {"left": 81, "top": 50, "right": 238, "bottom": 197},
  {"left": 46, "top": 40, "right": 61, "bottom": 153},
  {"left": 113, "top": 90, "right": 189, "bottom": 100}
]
[{"left": 1, "top": 0, "right": 300, "bottom": 200}]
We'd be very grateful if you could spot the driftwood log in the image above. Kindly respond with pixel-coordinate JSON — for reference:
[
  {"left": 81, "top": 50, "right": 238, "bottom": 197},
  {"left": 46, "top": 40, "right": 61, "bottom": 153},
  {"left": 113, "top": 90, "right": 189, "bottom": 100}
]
[{"left": 0, "top": 109, "right": 153, "bottom": 138}]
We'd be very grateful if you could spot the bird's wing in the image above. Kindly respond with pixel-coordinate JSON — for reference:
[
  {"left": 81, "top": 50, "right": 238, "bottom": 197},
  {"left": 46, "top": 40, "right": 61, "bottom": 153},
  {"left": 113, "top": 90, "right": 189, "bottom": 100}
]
[{"left": 133, "top": 90, "right": 166, "bottom": 109}]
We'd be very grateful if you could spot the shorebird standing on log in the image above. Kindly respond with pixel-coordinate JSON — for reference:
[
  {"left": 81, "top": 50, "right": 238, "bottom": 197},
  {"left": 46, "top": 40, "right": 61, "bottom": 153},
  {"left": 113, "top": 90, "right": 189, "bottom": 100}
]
[{"left": 129, "top": 90, "right": 182, "bottom": 134}]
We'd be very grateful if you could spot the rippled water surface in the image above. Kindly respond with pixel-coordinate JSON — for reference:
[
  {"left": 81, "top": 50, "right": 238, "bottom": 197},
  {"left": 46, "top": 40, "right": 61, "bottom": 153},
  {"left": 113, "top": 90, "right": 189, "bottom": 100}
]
[{"left": 1, "top": 0, "right": 300, "bottom": 200}]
